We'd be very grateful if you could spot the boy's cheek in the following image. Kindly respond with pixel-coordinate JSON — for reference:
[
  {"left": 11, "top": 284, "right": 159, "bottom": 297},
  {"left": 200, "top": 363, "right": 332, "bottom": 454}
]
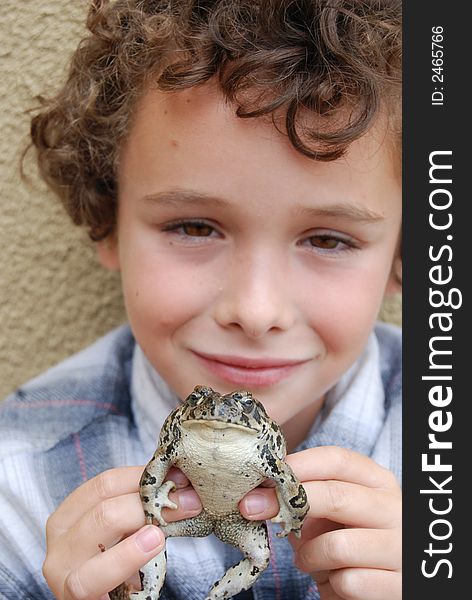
[{"left": 308, "top": 288, "right": 379, "bottom": 351}]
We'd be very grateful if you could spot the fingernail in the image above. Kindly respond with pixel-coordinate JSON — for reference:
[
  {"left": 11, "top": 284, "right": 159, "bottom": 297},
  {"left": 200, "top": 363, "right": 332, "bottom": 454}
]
[
  {"left": 243, "top": 493, "right": 269, "bottom": 517},
  {"left": 178, "top": 488, "right": 202, "bottom": 512},
  {"left": 135, "top": 526, "right": 163, "bottom": 553}
]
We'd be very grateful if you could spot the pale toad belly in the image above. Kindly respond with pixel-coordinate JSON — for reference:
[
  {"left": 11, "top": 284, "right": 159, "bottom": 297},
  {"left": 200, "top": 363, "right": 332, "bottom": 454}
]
[{"left": 176, "top": 423, "right": 265, "bottom": 515}]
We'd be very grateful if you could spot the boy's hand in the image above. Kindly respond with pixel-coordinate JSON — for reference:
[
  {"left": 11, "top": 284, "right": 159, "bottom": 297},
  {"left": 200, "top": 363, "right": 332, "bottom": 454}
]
[
  {"left": 42, "top": 466, "right": 202, "bottom": 600},
  {"left": 239, "top": 446, "right": 402, "bottom": 600}
]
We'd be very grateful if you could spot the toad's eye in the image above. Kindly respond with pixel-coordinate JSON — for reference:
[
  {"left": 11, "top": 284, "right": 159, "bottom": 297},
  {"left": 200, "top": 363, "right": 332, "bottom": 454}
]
[
  {"left": 241, "top": 397, "right": 254, "bottom": 412},
  {"left": 187, "top": 392, "right": 201, "bottom": 406}
]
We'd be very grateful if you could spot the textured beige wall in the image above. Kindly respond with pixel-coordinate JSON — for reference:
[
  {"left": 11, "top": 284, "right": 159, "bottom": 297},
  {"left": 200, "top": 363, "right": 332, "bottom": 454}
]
[
  {"left": 0, "top": 0, "right": 401, "bottom": 401},
  {"left": 0, "top": 1, "right": 126, "bottom": 400}
]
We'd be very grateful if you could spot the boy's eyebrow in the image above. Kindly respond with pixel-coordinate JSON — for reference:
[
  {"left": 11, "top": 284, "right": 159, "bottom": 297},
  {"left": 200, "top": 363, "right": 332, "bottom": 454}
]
[
  {"left": 140, "top": 189, "right": 229, "bottom": 208},
  {"left": 293, "top": 203, "right": 385, "bottom": 223},
  {"left": 140, "top": 189, "right": 385, "bottom": 223}
]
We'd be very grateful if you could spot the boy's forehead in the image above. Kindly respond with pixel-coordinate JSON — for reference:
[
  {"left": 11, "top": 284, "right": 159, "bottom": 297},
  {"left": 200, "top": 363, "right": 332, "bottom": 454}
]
[
  {"left": 146, "top": 80, "right": 226, "bottom": 118},
  {"left": 135, "top": 82, "right": 285, "bottom": 149},
  {"left": 122, "top": 82, "right": 399, "bottom": 194}
]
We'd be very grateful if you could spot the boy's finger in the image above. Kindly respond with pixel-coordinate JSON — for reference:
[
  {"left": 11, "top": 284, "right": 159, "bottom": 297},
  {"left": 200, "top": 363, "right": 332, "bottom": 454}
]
[
  {"left": 63, "top": 525, "right": 165, "bottom": 600},
  {"left": 63, "top": 489, "right": 201, "bottom": 564},
  {"left": 302, "top": 480, "right": 401, "bottom": 528},
  {"left": 48, "top": 467, "right": 144, "bottom": 536},
  {"left": 294, "top": 527, "right": 401, "bottom": 573},
  {"left": 241, "top": 479, "right": 400, "bottom": 530},
  {"left": 290, "top": 518, "right": 342, "bottom": 551},
  {"left": 329, "top": 567, "right": 402, "bottom": 600},
  {"left": 239, "top": 490, "right": 347, "bottom": 523},
  {"left": 239, "top": 488, "right": 278, "bottom": 520},
  {"left": 49, "top": 466, "right": 192, "bottom": 537},
  {"left": 165, "top": 467, "right": 191, "bottom": 488},
  {"left": 286, "top": 446, "right": 400, "bottom": 490},
  {"left": 162, "top": 487, "right": 202, "bottom": 522}
]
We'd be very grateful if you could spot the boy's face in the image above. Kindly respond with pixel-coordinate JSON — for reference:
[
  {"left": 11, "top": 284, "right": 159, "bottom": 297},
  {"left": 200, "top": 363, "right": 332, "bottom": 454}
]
[{"left": 99, "top": 83, "right": 401, "bottom": 435}]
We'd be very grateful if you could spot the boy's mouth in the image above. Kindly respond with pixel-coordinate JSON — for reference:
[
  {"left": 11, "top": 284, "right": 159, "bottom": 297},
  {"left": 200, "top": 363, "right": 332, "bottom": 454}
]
[{"left": 191, "top": 351, "right": 310, "bottom": 387}]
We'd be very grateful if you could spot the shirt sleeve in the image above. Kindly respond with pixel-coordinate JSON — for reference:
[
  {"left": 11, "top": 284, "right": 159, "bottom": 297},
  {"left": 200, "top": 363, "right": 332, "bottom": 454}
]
[{"left": 0, "top": 448, "right": 55, "bottom": 600}]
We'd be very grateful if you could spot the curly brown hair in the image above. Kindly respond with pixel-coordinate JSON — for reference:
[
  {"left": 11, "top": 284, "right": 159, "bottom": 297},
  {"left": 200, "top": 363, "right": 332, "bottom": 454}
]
[{"left": 30, "top": 0, "right": 402, "bottom": 241}]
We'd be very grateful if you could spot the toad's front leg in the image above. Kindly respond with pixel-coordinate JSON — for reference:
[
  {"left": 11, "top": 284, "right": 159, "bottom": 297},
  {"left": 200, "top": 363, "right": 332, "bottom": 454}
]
[
  {"left": 269, "top": 459, "right": 309, "bottom": 538},
  {"left": 256, "top": 453, "right": 309, "bottom": 538},
  {"left": 140, "top": 450, "right": 178, "bottom": 527}
]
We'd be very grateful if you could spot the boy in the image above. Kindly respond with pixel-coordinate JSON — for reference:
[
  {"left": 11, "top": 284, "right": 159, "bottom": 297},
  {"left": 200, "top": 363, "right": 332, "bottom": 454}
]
[{"left": 0, "top": 1, "right": 402, "bottom": 599}]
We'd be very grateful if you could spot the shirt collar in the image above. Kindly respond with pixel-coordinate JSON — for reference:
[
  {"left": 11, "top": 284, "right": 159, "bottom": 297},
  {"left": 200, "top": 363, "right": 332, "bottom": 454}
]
[
  {"left": 130, "top": 345, "right": 181, "bottom": 459},
  {"left": 300, "top": 330, "right": 386, "bottom": 456}
]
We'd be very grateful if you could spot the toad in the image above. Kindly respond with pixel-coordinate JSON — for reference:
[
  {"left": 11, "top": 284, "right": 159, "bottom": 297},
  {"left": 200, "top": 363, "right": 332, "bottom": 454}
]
[{"left": 115, "top": 385, "right": 309, "bottom": 599}]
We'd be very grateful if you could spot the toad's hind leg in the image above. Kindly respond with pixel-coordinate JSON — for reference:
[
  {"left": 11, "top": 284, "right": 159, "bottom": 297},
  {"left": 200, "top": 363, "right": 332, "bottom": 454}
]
[
  {"left": 128, "top": 512, "right": 215, "bottom": 600},
  {"left": 128, "top": 551, "right": 166, "bottom": 600},
  {"left": 205, "top": 518, "right": 270, "bottom": 600}
]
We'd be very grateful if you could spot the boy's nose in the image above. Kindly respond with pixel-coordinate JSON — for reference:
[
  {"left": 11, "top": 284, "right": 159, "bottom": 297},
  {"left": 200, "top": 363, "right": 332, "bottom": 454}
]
[{"left": 213, "top": 250, "right": 296, "bottom": 339}]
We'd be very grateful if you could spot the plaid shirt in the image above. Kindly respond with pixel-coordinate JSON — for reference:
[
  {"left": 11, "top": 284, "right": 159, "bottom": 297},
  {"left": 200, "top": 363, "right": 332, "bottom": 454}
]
[{"left": 0, "top": 323, "right": 401, "bottom": 600}]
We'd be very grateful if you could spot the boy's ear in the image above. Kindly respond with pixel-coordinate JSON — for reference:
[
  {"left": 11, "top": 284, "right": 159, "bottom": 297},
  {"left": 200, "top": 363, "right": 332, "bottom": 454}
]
[
  {"left": 385, "top": 255, "right": 402, "bottom": 295},
  {"left": 96, "top": 234, "right": 121, "bottom": 271}
]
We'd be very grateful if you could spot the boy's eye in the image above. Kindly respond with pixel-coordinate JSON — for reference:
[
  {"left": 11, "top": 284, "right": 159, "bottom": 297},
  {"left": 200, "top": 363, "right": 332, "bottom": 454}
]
[
  {"left": 162, "top": 220, "right": 218, "bottom": 238},
  {"left": 300, "top": 231, "right": 358, "bottom": 254},
  {"left": 180, "top": 222, "right": 214, "bottom": 237},
  {"left": 308, "top": 235, "right": 340, "bottom": 250}
]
